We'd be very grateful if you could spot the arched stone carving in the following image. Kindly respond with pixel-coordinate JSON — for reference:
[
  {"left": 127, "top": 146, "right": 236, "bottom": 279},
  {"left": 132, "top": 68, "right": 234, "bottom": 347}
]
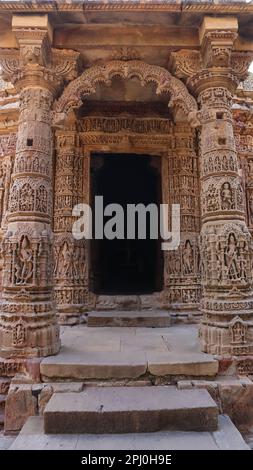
[{"left": 53, "top": 60, "right": 198, "bottom": 127}]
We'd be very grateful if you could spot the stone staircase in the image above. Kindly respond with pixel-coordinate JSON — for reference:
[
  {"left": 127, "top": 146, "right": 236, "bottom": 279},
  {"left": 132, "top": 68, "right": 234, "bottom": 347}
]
[{"left": 7, "top": 385, "right": 250, "bottom": 450}]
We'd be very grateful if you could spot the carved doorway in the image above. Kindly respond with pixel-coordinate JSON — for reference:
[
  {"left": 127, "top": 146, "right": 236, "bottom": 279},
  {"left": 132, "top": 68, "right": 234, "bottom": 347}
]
[{"left": 90, "top": 153, "right": 163, "bottom": 295}]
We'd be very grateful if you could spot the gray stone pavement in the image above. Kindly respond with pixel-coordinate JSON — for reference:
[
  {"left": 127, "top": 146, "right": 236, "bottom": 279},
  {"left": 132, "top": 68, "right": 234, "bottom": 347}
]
[
  {"left": 8, "top": 415, "right": 249, "bottom": 450},
  {"left": 0, "top": 431, "right": 15, "bottom": 450}
]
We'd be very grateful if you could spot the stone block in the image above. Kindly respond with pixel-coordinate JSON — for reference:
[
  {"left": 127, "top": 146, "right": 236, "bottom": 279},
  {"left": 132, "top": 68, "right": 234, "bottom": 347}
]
[
  {"left": 177, "top": 380, "right": 193, "bottom": 390},
  {"left": 44, "top": 386, "right": 218, "bottom": 434},
  {"left": 199, "top": 16, "right": 238, "bottom": 43},
  {"left": 4, "top": 384, "right": 37, "bottom": 433},
  {"left": 41, "top": 351, "right": 147, "bottom": 380},
  {"left": 218, "top": 377, "right": 253, "bottom": 432},
  {"left": 147, "top": 352, "right": 218, "bottom": 377},
  {"left": 38, "top": 385, "right": 53, "bottom": 415},
  {"left": 38, "top": 382, "right": 83, "bottom": 414}
]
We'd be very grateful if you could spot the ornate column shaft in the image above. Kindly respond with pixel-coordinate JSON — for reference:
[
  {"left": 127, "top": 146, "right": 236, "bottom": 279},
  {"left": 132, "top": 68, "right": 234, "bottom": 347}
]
[
  {"left": 54, "top": 123, "right": 88, "bottom": 325},
  {"left": 164, "top": 125, "right": 201, "bottom": 320},
  {"left": 198, "top": 85, "right": 253, "bottom": 355},
  {"left": 171, "top": 17, "right": 253, "bottom": 355},
  {"left": 0, "top": 17, "right": 61, "bottom": 357}
]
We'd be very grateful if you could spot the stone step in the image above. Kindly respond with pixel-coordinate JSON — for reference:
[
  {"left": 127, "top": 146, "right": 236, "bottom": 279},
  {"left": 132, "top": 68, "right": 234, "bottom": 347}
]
[
  {"left": 10, "top": 415, "right": 250, "bottom": 450},
  {"left": 40, "top": 351, "right": 218, "bottom": 381},
  {"left": 87, "top": 310, "right": 171, "bottom": 327},
  {"left": 44, "top": 386, "right": 218, "bottom": 434}
]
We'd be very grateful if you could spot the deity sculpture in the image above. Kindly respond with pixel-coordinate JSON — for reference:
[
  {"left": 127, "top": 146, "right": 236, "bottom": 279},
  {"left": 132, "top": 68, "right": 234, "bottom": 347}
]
[
  {"left": 225, "top": 233, "right": 240, "bottom": 280},
  {"left": 221, "top": 182, "right": 233, "bottom": 210},
  {"left": 183, "top": 240, "right": 194, "bottom": 275},
  {"left": 249, "top": 193, "right": 253, "bottom": 221},
  {"left": 15, "top": 235, "right": 34, "bottom": 285}
]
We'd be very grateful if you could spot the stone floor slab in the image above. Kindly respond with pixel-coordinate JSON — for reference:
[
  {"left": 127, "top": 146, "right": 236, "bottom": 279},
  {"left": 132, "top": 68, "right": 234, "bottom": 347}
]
[
  {"left": 9, "top": 415, "right": 249, "bottom": 450},
  {"left": 213, "top": 415, "right": 250, "bottom": 450},
  {"left": 0, "top": 432, "right": 15, "bottom": 450},
  {"left": 120, "top": 334, "right": 169, "bottom": 353}
]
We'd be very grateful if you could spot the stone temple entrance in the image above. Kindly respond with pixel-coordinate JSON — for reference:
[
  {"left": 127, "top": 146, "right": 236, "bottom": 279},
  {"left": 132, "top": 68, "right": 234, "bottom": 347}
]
[
  {"left": 1, "top": 4, "right": 253, "bottom": 450},
  {"left": 90, "top": 153, "right": 163, "bottom": 295}
]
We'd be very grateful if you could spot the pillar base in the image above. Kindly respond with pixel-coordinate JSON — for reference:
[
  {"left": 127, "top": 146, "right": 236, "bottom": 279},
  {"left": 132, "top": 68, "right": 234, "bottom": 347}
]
[
  {"left": 0, "top": 310, "right": 60, "bottom": 359},
  {"left": 199, "top": 319, "right": 253, "bottom": 356}
]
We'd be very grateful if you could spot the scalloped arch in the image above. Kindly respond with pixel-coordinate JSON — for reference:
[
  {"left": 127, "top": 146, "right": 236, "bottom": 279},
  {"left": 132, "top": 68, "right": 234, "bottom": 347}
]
[{"left": 53, "top": 60, "right": 198, "bottom": 126}]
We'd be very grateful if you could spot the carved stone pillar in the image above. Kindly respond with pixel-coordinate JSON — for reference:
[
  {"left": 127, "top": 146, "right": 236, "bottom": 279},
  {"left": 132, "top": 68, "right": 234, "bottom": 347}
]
[
  {"left": 0, "top": 19, "right": 60, "bottom": 357},
  {"left": 171, "top": 17, "right": 253, "bottom": 355},
  {"left": 164, "top": 125, "right": 201, "bottom": 320},
  {"left": 54, "top": 124, "right": 88, "bottom": 325},
  {"left": 0, "top": 15, "right": 79, "bottom": 357}
]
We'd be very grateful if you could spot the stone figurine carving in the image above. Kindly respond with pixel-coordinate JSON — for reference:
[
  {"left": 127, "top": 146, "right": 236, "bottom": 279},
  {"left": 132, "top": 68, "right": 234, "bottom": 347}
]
[{"left": 15, "top": 235, "right": 34, "bottom": 285}]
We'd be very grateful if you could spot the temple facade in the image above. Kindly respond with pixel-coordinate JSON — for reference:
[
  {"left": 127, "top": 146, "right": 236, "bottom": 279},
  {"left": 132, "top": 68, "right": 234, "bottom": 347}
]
[{"left": 0, "top": 0, "right": 253, "bottom": 382}]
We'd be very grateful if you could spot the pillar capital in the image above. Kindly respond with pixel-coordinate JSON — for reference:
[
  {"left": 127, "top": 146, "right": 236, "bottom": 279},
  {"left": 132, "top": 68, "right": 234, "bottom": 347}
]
[
  {"left": 12, "top": 14, "right": 52, "bottom": 70},
  {"left": 199, "top": 16, "right": 238, "bottom": 70},
  {"left": 0, "top": 14, "right": 80, "bottom": 94},
  {"left": 170, "top": 16, "right": 252, "bottom": 97}
]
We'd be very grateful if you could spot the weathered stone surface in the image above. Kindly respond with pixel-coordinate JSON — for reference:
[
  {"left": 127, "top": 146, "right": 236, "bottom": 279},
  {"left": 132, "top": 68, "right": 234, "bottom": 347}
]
[
  {"left": 38, "top": 385, "right": 53, "bottom": 415},
  {"left": 0, "top": 432, "right": 15, "bottom": 450},
  {"left": 177, "top": 377, "right": 253, "bottom": 432},
  {"left": 8, "top": 415, "right": 250, "bottom": 451},
  {"left": 87, "top": 310, "right": 171, "bottom": 328},
  {"left": 177, "top": 379, "right": 220, "bottom": 404},
  {"left": 41, "top": 352, "right": 147, "bottom": 380},
  {"left": 0, "top": 378, "right": 10, "bottom": 395},
  {"left": 44, "top": 386, "right": 218, "bottom": 434},
  {"left": 213, "top": 415, "right": 250, "bottom": 451},
  {"left": 147, "top": 353, "right": 218, "bottom": 377},
  {"left": 96, "top": 296, "right": 140, "bottom": 311},
  {"left": 38, "top": 382, "right": 84, "bottom": 414},
  {"left": 4, "top": 385, "right": 37, "bottom": 432},
  {"left": 218, "top": 377, "right": 253, "bottom": 433}
]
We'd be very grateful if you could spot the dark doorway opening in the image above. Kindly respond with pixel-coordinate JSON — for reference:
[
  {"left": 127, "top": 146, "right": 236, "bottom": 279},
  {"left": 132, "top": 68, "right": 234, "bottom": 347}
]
[{"left": 90, "top": 153, "right": 163, "bottom": 294}]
